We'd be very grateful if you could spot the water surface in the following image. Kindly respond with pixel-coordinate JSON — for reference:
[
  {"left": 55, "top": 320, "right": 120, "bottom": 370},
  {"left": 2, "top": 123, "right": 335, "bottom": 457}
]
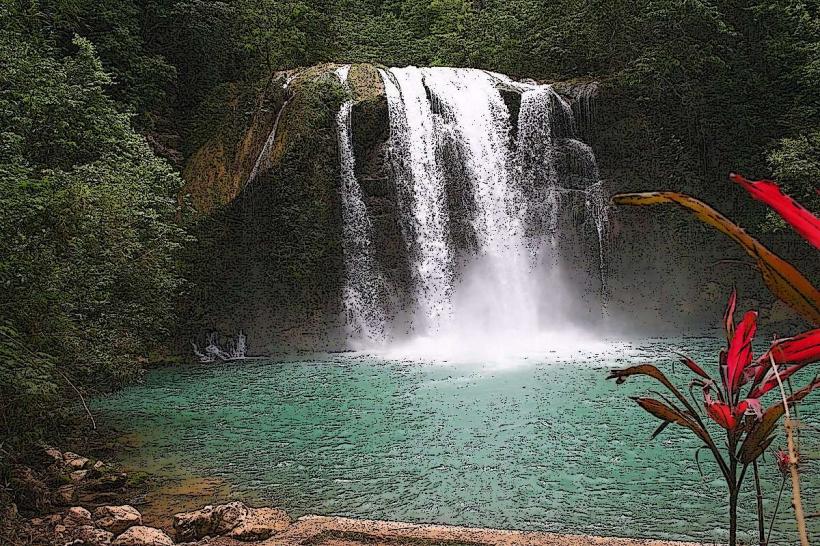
[{"left": 93, "top": 337, "right": 819, "bottom": 543}]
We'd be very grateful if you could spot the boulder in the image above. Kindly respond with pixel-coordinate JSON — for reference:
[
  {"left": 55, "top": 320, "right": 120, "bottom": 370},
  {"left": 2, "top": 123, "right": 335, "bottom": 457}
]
[
  {"left": 93, "top": 505, "right": 143, "bottom": 535},
  {"left": 71, "top": 470, "right": 90, "bottom": 481},
  {"left": 63, "top": 506, "right": 93, "bottom": 528},
  {"left": 227, "top": 507, "right": 290, "bottom": 541},
  {"left": 73, "top": 525, "right": 114, "bottom": 546},
  {"left": 173, "top": 502, "right": 290, "bottom": 542},
  {"left": 211, "top": 501, "right": 249, "bottom": 535},
  {"left": 173, "top": 505, "right": 215, "bottom": 541},
  {"left": 44, "top": 446, "right": 64, "bottom": 463},
  {"left": 173, "top": 501, "right": 248, "bottom": 540},
  {"left": 64, "top": 452, "right": 90, "bottom": 469},
  {"left": 111, "top": 526, "right": 174, "bottom": 546},
  {"left": 45, "top": 513, "right": 64, "bottom": 525}
]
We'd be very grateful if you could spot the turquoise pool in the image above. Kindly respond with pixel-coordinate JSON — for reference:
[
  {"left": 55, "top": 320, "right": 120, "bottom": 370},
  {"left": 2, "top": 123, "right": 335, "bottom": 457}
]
[{"left": 93, "top": 337, "right": 819, "bottom": 543}]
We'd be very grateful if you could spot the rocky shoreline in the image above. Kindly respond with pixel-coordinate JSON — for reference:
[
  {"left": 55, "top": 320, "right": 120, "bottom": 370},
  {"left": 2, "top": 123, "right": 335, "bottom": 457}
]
[{"left": 3, "top": 446, "right": 706, "bottom": 546}]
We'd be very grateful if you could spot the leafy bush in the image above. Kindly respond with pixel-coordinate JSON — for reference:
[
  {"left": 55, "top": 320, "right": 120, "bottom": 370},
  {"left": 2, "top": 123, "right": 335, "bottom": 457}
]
[{"left": 0, "top": 9, "right": 190, "bottom": 450}]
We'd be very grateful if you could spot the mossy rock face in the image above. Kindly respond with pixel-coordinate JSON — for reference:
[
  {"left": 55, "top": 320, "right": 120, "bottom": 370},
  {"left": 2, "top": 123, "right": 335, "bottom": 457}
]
[
  {"left": 182, "top": 77, "right": 290, "bottom": 213},
  {"left": 184, "top": 65, "right": 349, "bottom": 351}
]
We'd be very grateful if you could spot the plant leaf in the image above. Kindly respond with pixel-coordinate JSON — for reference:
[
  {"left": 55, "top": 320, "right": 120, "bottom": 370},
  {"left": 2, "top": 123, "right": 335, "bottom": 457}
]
[
  {"left": 632, "top": 397, "right": 713, "bottom": 446},
  {"left": 651, "top": 421, "right": 671, "bottom": 439},
  {"left": 612, "top": 192, "right": 820, "bottom": 325},
  {"left": 738, "top": 376, "right": 820, "bottom": 464}
]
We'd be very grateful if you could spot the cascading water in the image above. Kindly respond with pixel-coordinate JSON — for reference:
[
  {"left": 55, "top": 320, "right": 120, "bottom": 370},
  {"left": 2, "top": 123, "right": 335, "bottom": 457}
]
[
  {"left": 246, "top": 75, "right": 295, "bottom": 189},
  {"left": 380, "top": 68, "right": 454, "bottom": 333},
  {"left": 335, "top": 65, "right": 387, "bottom": 346},
  {"left": 338, "top": 66, "right": 608, "bottom": 359}
]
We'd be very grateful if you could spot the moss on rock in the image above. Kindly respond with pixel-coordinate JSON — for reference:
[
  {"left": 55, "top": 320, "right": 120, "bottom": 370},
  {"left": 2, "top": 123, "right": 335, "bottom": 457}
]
[{"left": 183, "top": 64, "right": 349, "bottom": 351}]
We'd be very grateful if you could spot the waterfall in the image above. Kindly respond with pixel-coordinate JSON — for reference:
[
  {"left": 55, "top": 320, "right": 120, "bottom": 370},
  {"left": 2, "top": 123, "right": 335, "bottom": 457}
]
[
  {"left": 380, "top": 68, "right": 454, "bottom": 333},
  {"left": 246, "top": 75, "right": 295, "bottom": 189},
  {"left": 335, "top": 65, "right": 387, "bottom": 345},
  {"left": 517, "top": 86, "right": 560, "bottom": 252},
  {"left": 339, "top": 66, "right": 608, "bottom": 358}
]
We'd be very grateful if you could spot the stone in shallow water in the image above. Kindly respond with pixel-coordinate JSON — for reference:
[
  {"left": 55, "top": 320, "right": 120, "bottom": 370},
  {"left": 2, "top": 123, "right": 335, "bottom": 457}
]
[
  {"left": 111, "top": 526, "right": 174, "bottom": 546},
  {"left": 93, "top": 505, "right": 143, "bottom": 535}
]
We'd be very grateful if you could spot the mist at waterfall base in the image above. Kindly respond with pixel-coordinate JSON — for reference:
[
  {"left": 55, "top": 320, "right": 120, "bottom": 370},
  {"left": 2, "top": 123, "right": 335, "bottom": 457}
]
[{"left": 336, "top": 66, "right": 610, "bottom": 362}]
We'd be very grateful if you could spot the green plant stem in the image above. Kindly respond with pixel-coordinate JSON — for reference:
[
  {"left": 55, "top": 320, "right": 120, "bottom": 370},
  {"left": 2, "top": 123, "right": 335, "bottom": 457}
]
[
  {"left": 729, "top": 485, "right": 738, "bottom": 546},
  {"left": 753, "top": 460, "right": 765, "bottom": 546},
  {"left": 729, "top": 437, "right": 739, "bottom": 546},
  {"left": 766, "top": 477, "right": 787, "bottom": 546}
]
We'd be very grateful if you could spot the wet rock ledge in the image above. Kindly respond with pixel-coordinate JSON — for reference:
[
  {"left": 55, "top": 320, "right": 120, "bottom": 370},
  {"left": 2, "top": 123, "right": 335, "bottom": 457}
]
[{"left": 32, "top": 500, "right": 708, "bottom": 546}]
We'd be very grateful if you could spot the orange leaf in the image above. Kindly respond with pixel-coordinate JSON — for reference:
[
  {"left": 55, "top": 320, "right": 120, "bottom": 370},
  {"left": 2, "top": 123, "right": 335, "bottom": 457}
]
[{"left": 612, "top": 192, "right": 820, "bottom": 325}]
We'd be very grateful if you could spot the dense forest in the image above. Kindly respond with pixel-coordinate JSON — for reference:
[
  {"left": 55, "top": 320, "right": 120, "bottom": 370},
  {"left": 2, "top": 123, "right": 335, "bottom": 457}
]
[{"left": 2, "top": 0, "right": 819, "bottom": 464}]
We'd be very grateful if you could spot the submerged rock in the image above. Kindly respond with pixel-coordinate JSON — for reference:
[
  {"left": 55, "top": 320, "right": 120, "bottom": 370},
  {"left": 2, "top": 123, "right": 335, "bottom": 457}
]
[
  {"left": 111, "top": 526, "right": 174, "bottom": 546},
  {"left": 93, "top": 505, "right": 143, "bottom": 535},
  {"left": 85, "top": 472, "right": 128, "bottom": 492}
]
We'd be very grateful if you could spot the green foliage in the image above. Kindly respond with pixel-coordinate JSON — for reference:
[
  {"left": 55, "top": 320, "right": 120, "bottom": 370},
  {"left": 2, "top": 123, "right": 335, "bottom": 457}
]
[
  {"left": 0, "top": 324, "right": 59, "bottom": 447},
  {"left": 0, "top": 8, "right": 190, "bottom": 449},
  {"left": 768, "top": 132, "right": 820, "bottom": 205},
  {"left": 2, "top": 0, "right": 819, "bottom": 451},
  {"left": 235, "top": 0, "right": 334, "bottom": 73}
]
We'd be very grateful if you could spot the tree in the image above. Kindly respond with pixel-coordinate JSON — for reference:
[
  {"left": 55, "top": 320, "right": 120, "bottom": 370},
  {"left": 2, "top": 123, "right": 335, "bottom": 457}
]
[{"left": 0, "top": 8, "right": 190, "bottom": 448}]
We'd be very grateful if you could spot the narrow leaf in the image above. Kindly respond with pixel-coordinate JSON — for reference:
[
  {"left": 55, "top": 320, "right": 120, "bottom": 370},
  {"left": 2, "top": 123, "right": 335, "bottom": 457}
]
[
  {"left": 612, "top": 192, "right": 820, "bottom": 324},
  {"left": 738, "top": 377, "right": 820, "bottom": 464},
  {"left": 632, "top": 397, "right": 713, "bottom": 447}
]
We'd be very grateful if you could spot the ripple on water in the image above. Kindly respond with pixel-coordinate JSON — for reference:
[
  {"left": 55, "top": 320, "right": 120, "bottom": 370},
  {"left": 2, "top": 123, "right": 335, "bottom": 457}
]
[{"left": 93, "top": 338, "right": 819, "bottom": 542}]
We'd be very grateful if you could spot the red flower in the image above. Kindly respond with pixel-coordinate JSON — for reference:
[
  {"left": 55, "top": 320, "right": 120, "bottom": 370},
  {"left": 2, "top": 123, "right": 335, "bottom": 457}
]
[
  {"left": 775, "top": 449, "right": 792, "bottom": 476},
  {"left": 729, "top": 173, "right": 820, "bottom": 250}
]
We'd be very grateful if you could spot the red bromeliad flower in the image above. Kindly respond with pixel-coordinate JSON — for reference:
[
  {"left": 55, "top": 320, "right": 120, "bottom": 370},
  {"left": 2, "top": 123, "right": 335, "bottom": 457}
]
[
  {"left": 684, "top": 290, "right": 820, "bottom": 433},
  {"left": 729, "top": 173, "right": 820, "bottom": 250}
]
